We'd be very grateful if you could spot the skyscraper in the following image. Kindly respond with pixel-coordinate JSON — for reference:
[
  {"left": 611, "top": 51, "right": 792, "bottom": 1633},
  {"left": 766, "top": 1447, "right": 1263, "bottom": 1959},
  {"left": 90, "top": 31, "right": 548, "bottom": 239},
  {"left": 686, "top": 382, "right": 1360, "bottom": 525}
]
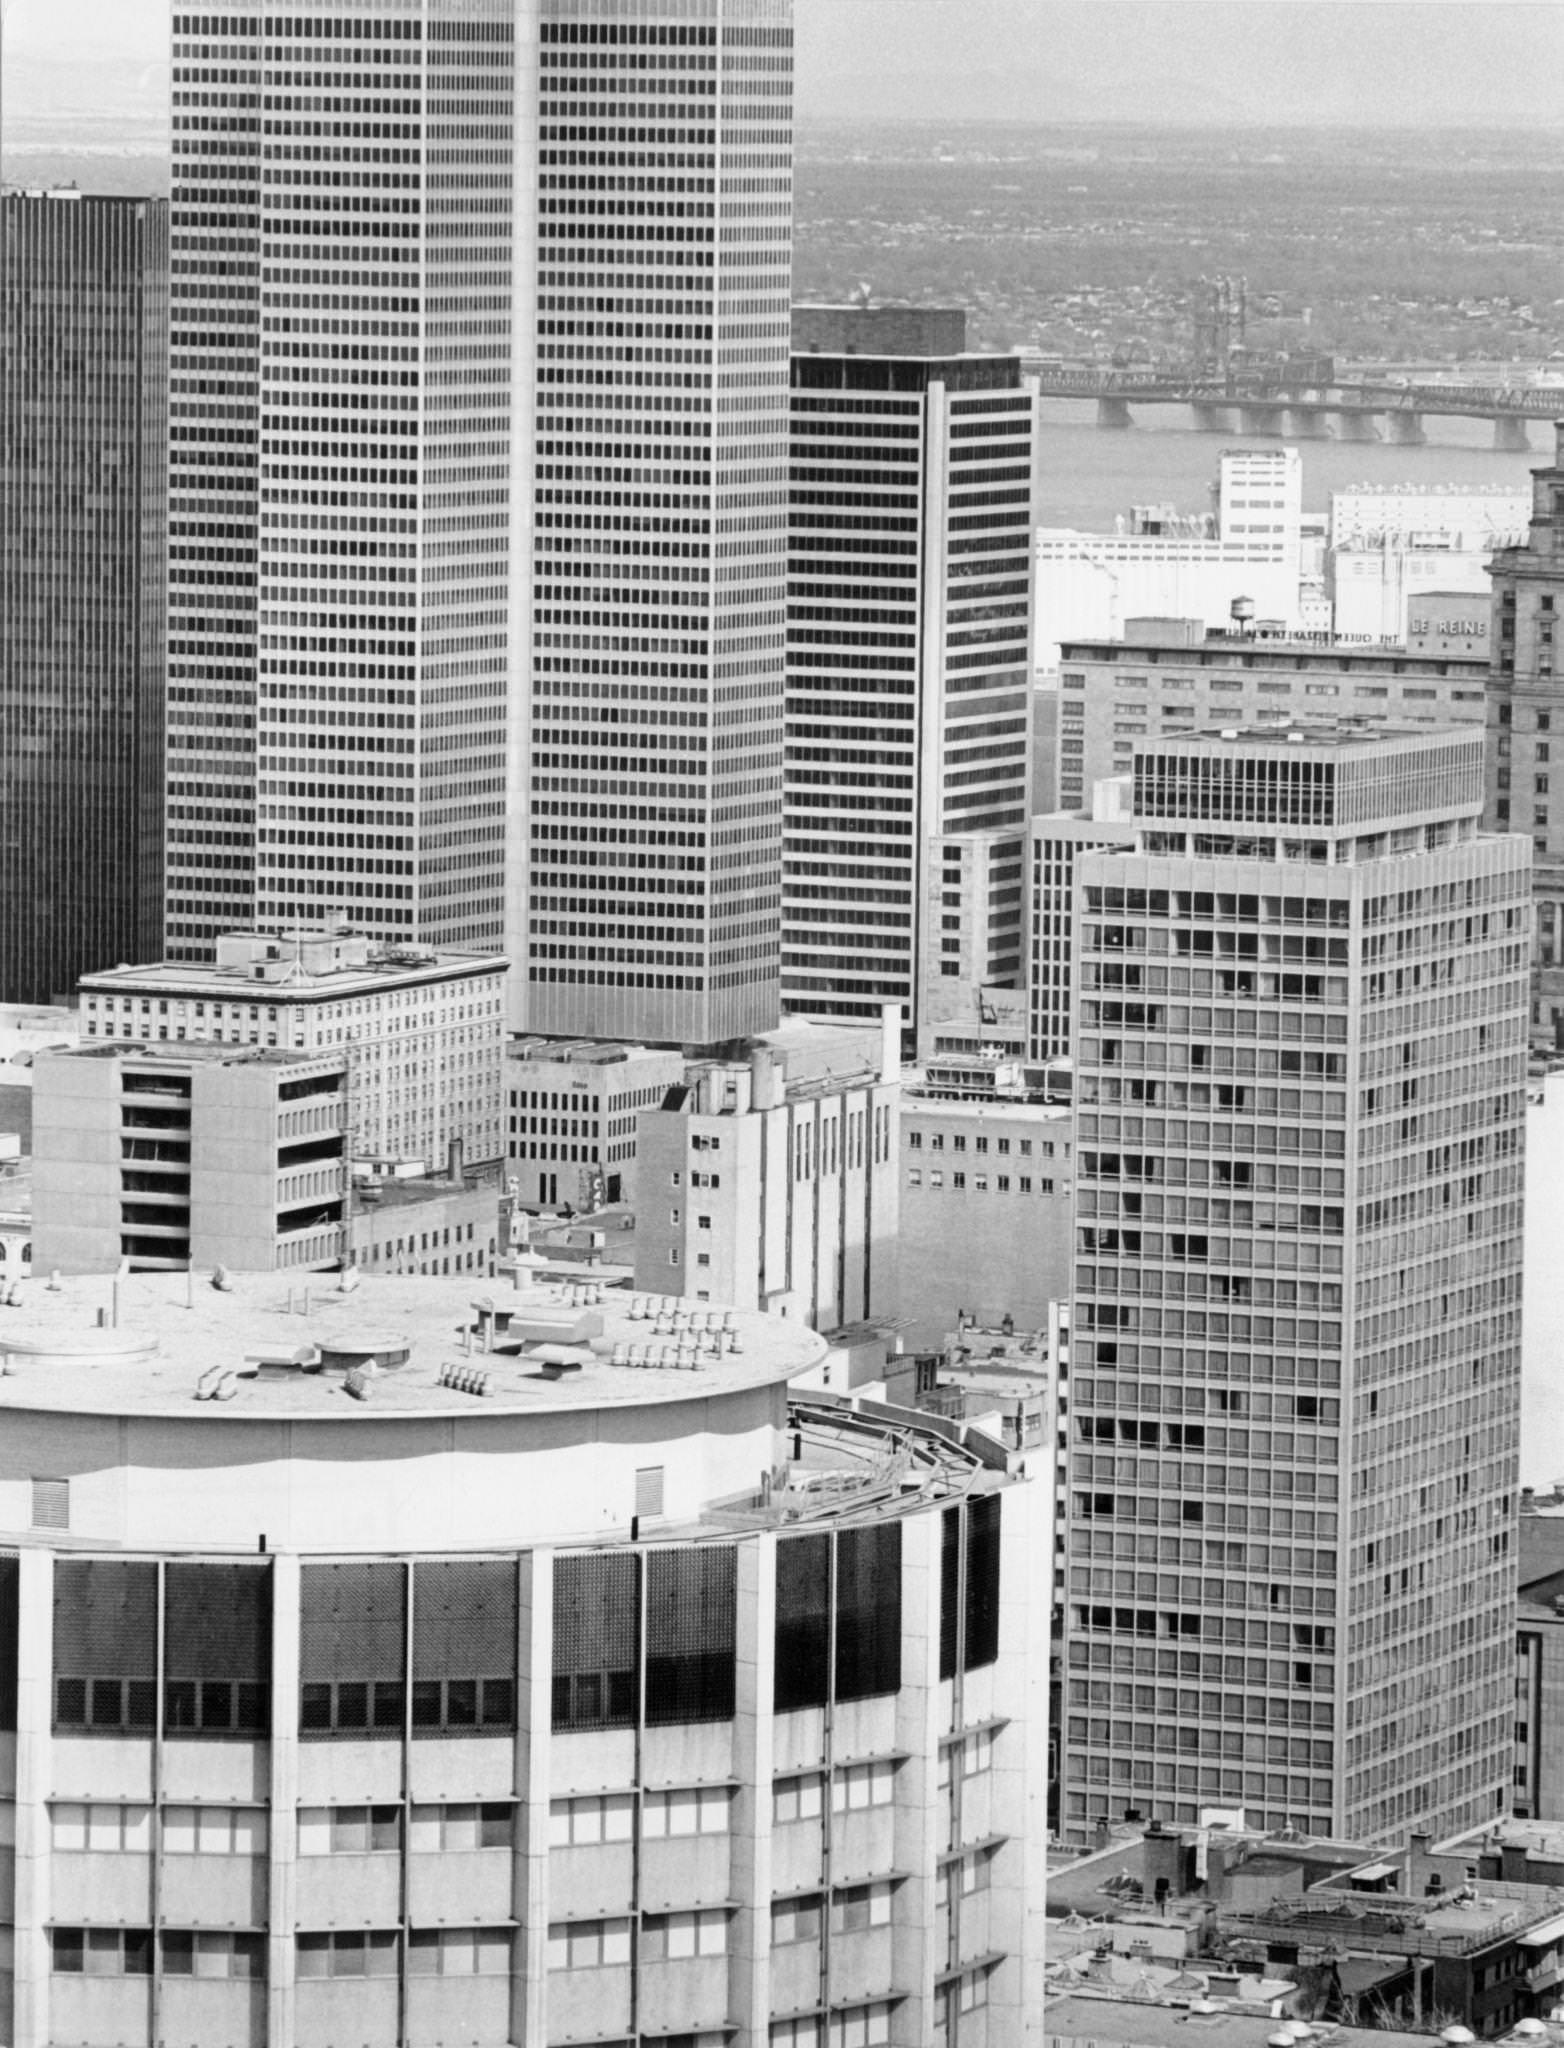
[
  {"left": 166, "top": 0, "right": 521, "bottom": 961},
  {"left": 781, "top": 305, "right": 1039, "bottom": 1039},
  {"left": 1485, "top": 421, "right": 1564, "bottom": 1044},
  {"left": 522, "top": 0, "right": 793, "bottom": 1045},
  {"left": 1063, "top": 724, "right": 1528, "bottom": 1845},
  {"left": 167, "top": 0, "right": 794, "bottom": 1053},
  {"left": 1, "top": 192, "right": 168, "bottom": 1003}
]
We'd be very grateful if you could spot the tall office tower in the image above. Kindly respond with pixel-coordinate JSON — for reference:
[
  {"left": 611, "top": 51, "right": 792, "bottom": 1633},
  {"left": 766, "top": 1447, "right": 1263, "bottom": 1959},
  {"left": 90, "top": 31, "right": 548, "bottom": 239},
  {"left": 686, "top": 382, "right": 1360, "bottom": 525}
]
[
  {"left": 523, "top": 0, "right": 793, "bottom": 1046},
  {"left": 0, "top": 192, "right": 168, "bottom": 1003},
  {"left": 1486, "top": 422, "right": 1564, "bottom": 1044},
  {"left": 166, "top": 0, "right": 520, "bottom": 961},
  {"left": 1063, "top": 725, "right": 1529, "bottom": 1846},
  {"left": 781, "top": 305, "right": 1040, "bottom": 1038}
]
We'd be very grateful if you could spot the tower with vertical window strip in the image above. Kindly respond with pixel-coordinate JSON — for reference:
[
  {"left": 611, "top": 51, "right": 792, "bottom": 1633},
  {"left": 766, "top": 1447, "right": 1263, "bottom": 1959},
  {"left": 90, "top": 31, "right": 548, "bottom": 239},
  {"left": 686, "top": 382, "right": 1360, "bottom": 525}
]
[
  {"left": 165, "top": 0, "right": 519, "bottom": 960},
  {"left": 0, "top": 193, "right": 168, "bottom": 1003},
  {"left": 522, "top": 0, "right": 792, "bottom": 1046}
]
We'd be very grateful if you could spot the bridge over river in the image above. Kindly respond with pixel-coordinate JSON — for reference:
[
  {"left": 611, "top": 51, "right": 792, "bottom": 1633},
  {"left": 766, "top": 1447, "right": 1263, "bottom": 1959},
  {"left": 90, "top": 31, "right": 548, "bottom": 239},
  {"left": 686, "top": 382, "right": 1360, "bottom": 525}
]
[{"left": 1021, "top": 361, "right": 1564, "bottom": 449}]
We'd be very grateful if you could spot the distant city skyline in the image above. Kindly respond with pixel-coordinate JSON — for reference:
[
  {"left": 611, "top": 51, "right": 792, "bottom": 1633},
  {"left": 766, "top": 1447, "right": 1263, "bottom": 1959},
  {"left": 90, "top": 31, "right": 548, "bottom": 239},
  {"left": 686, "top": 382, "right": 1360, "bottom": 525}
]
[{"left": 6, "top": 1, "right": 1564, "bottom": 132}]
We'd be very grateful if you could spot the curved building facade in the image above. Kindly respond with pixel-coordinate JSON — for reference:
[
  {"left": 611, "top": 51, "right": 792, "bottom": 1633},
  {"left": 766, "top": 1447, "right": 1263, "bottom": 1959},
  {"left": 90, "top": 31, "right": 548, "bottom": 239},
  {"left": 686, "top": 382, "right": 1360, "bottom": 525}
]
[{"left": 0, "top": 1270, "right": 1046, "bottom": 2048}]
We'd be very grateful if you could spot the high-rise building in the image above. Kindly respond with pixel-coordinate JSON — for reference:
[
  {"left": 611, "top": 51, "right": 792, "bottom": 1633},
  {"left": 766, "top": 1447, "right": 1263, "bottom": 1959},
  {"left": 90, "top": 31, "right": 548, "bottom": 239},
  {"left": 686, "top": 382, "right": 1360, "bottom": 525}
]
[
  {"left": 0, "top": 1267, "right": 1048, "bottom": 2044},
  {"left": 0, "top": 191, "right": 168, "bottom": 1003},
  {"left": 782, "top": 306, "right": 1040, "bottom": 1037},
  {"left": 1063, "top": 724, "right": 1529, "bottom": 1846},
  {"left": 521, "top": 0, "right": 793, "bottom": 1046},
  {"left": 1486, "top": 423, "right": 1564, "bottom": 1043},
  {"left": 167, "top": 0, "right": 795, "bottom": 1051},
  {"left": 166, "top": 0, "right": 521, "bottom": 962}
]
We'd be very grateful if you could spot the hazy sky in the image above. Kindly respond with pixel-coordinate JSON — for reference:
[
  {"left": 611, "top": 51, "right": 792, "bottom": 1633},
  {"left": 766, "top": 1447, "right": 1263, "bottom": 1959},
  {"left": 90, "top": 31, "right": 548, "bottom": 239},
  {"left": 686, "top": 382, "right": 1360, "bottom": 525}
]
[{"left": 8, "top": 0, "right": 1564, "bottom": 128}]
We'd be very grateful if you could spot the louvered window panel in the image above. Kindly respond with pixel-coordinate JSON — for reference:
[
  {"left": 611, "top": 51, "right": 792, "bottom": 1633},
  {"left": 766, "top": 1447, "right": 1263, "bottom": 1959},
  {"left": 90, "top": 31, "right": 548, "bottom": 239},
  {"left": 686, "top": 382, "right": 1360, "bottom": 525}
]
[
  {"left": 964, "top": 1493, "right": 1002, "bottom": 1672},
  {"left": 300, "top": 1561, "right": 406, "bottom": 1739},
  {"left": 645, "top": 1545, "right": 735, "bottom": 1726},
  {"left": 834, "top": 1523, "right": 901, "bottom": 1703},
  {"left": 54, "top": 1559, "right": 158, "bottom": 1733},
  {"left": 938, "top": 1506, "right": 961, "bottom": 1681},
  {"left": 165, "top": 1562, "right": 271, "bottom": 1736},
  {"left": 774, "top": 1532, "right": 831, "bottom": 1712},
  {"left": 0, "top": 1556, "right": 17, "bottom": 1733},
  {"left": 412, "top": 1557, "right": 517, "bottom": 1734},
  {"left": 553, "top": 1552, "right": 637, "bottom": 1731}
]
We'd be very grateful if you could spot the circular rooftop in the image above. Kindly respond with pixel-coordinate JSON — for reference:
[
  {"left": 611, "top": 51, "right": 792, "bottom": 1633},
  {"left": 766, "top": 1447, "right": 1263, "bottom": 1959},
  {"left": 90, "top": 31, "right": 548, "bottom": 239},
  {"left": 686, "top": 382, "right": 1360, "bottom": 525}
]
[{"left": 0, "top": 1268, "right": 826, "bottom": 1422}]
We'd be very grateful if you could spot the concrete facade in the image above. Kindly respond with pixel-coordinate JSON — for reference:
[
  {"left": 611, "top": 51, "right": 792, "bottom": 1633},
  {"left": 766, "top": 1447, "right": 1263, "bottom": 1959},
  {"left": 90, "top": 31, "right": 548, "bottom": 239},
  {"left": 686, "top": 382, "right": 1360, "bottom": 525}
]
[
  {"left": 0, "top": 1268, "right": 1049, "bottom": 2048},
  {"left": 504, "top": 1039, "right": 686, "bottom": 1213},
  {"left": 634, "top": 1038, "right": 900, "bottom": 1333},
  {"left": 1028, "top": 798, "right": 1138, "bottom": 1062},
  {"left": 1485, "top": 425, "right": 1564, "bottom": 1046},
  {"left": 1064, "top": 723, "right": 1530, "bottom": 1846},
  {"left": 916, "top": 830, "right": 1028, "bottom": 1063},
  {"left": 32, "top": 1043, "right": 350, "bottom": 1276},
  {"left": 79, "top": 928, "right": 505, "bottom": 1170},
  {"left": 1057, "top": 619, "right": 1489, "bottom": 815},
  {"left": 897, "top": 1096, "right": 1073, "bottom": 1353}
]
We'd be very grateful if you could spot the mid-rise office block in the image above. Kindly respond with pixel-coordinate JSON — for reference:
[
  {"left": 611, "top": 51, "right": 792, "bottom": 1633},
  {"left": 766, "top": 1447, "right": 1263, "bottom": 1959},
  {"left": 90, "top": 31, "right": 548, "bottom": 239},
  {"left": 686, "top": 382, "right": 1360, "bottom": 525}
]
[
  {"left": 32, "top": 1042, "right": 351, "bottom": 1275},
  {"left": 782, "top": 306, "right": 1040, "bottom": 1035},
  {"left": 897, "top": 1088, "right": 1072, "bottom": 1351},
  {"left": 0, "top": 1268, "right": 1048, "bottom": 2047},
  {"left": 166, "top": 1, "right": 521, "bottom": 961},
  {"left": 1028, "top": 797, "right": 1137, "bottom": 1063},
  {"left": 505, "top": 1038, "right": 687, "bottom": 1211},
  {"left": 1486, "top": 423, "right": 1564, "bottom": 1043},
  {"left": 915, "top": 829, "right": 1027, "bottom": 1062},
  {"left": 522, "top": 0, "right": 794, "bottom": 1045},
  {"left": 1064, "top": 724, "right": 1529, "bottom": 1846},
  {"left": 636, "top": 1032, "right": 899, "bottom": 1331},
  {"left": 1, "top": 191, "right": 168, "bottom": 1004},
  {"left": 1057, "top": 616, "right": 1488, "bottom": 814},
  {"left": 79, "top": 926, "right": 505, "bottom": 1169}
]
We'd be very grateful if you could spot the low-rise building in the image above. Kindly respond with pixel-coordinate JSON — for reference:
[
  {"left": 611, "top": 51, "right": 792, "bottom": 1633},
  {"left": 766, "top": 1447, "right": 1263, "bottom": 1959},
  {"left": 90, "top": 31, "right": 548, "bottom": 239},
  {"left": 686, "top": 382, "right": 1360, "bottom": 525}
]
[
  {"left": 635, "top": 1025, "right": 900, "bottom": 1331},
  {"left": 897, "top": 1088, "right": 1072, "bottom": 1352},
  {"left": 32, "top": 1042, "right": 350, "bottom": 1275},
  {"left": 503, "top": 1038, "right": 686, "bottom": 1212},
  {"left": 1029, "top": 790, "right": 1138, "bottom": 1062},
  {"left": 348, "top": 1168, "right": 499, "bottom": 1282},
  {"left": 78, "top": 926, "right": 506, "bottom": 1170}
]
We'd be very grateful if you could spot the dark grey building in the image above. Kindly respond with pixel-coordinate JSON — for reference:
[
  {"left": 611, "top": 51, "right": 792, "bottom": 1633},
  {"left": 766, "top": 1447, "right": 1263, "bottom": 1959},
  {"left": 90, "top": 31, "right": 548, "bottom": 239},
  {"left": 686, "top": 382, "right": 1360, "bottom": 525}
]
[
  {"left": 0, "top": 192, "right": 168, "bottom": 1003},
  {"left": 782, "top": 306, "right": 1040, "bottom": 1037}
]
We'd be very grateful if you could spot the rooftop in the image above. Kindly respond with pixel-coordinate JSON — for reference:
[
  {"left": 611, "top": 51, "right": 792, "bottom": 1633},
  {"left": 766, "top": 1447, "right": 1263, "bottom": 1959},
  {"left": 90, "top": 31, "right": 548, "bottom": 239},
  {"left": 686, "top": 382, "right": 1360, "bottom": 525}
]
[
  {"left": 44, "top": 1041, "right": 344, "bottom": 1071},
  {"left": 1043, "top": 1994, "right": 1431, "bottom": 2048},
  {"left": 0, "top": 1269, "right": 824, "bottom": 1423},
  {"left": 79, "top": 927, "right": 503, "bottom": 999}
]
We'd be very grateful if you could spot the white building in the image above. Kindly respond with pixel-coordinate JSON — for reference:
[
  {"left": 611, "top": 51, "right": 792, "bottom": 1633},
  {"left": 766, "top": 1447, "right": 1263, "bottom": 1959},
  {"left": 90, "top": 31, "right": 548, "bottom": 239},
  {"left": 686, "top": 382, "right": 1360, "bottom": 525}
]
[
  {"left": 1328, "top": 481, "right": 1528, "bottom": 642},
  {"left": 78, "top": 927, "right": 506, "bottom": 1171},
  {"left": 504, "top": 1038, "right": 687, "bottom": 1212},
  {"left": 0, "top": 1266, "right": 1049, "bottom": 2047},
  {"left": 635, "top": 1024, "right": 901, "bottom": 1332},
  {"left": 1034, "top": 447, "right": 1305, "bottom": 664}
]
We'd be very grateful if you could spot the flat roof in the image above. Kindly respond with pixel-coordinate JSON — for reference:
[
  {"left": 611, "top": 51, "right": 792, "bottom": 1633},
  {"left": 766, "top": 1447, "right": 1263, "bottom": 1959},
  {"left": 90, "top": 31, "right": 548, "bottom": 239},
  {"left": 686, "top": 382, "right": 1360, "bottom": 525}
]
[
  {"left": 80, "top": 952, "right": 503, "bottom": 999},
  {"left": 43, "top": 1041, "right": 343, "bottom": 1070},
  {"left": 1044, "top": 1994, "right": 1431, "bottom": 2048},
  {"left": 0, "top": 1270, "right": 824, "bottom": 1423}
]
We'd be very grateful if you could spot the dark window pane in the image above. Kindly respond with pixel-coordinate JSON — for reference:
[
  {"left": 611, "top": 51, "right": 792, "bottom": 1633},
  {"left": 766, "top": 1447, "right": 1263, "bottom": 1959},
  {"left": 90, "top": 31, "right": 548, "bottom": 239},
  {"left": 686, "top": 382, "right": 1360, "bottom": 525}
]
[
  {"left": 964, "top": 1493, "right": 1002, "bottom": 1672},
  {"left": 372, "top": 1681, "right": 404, "bottom": 1730},
  {"left": 446, "top": 1679, "right": 477, "bottom": 1728},
  {"left": 775, "top": 1533, "right": 830, "bottom": 1712},
  {"left": 162, "top": 1934, "right": 194, "bottom": 1977},
  {"left": 55, "top": 1678, "right": 87, "bottom": 1727},
  {"left": 164, "top": 1680, "right": 198, "bottom": 1732},
  {"left": 646, "top": 1546, "right": 735, "bottom": 1725},
  {"left": 835, "top": 1523, "right": 901, "bottom": 1703},
  {"left": 481, "top": 1677, "right": 515, "bottom": 1729},
  {"left": 938, "top": 1507, "right": 960, "bottom": 1681},
  {"left": 90, "top": 1679, "right": 124, "bottom": 1729},
  {"left": 410, "top": 1680, "right": 442, "bottom": 1729},
  {"left": 552, "top": 1553, "right": 637, "bottom": 1732},
  {"left": 336, "top": 1683, "right": 369, "bottom": 1730},
  {"left": 299, "top": 1684, "right": 332, "bottom": 1732}
]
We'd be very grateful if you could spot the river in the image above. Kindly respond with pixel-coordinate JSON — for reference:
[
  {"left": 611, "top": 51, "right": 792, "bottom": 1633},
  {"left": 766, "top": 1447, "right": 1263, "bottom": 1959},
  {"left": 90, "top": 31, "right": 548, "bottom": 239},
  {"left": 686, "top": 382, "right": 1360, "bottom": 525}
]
[{"left": 1034, "top": 398, "right": 1543, "bottom": 530}]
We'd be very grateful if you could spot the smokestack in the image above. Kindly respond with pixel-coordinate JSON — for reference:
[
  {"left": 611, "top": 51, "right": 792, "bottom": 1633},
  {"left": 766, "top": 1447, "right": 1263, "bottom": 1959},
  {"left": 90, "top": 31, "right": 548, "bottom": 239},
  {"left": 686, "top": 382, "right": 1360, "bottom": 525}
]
[
  {"left": 879, "top": 1002, "right": 902, "bottom": 1084},
  {"left": 749, "top": 1046, "right": 781, "bottom": 1111},
  {"left": 446, "top": 1137, "right": 464, "bottom": 1183}
]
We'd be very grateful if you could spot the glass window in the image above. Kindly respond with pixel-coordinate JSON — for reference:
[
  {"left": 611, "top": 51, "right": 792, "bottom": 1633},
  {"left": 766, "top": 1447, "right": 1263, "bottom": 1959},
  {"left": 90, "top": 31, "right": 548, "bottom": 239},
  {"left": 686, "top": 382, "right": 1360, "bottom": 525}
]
[
  {"left": 771, "top": 1894, "right": 823, "bottom": 1944},
  {"left": 546, "top": 1919, "right": 631, "bottom": 1970},
  {"left": 773, "top": 1772, "right": 824, "bottom": 1824},
  {"left": 547, "top": 1793, "right": 634, "bottom": 1847},
  {"left": 641, "top": 1908, "right": 727, "bottom": 1960},
  {"left": 643, "top": 1785, "right": 729, "bottom": 1838}
]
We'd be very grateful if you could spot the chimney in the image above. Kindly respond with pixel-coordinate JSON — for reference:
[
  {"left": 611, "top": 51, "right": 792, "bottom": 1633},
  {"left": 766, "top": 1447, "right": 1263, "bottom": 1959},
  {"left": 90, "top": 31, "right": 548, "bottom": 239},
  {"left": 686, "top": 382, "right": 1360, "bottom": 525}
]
[
  {"left": 879, "top": 1001, "right": 902, "bottom": 1085},
  {"left": 749, "top": 1046, "right": 782, "bottom": 1111},
  {"left": 446, "top": 1137, "right": 464, "bottom": 1184}
]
